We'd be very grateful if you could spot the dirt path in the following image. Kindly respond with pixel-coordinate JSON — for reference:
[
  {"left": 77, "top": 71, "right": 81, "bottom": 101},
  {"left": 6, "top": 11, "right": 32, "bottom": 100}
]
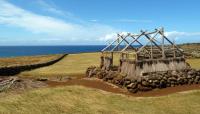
[
  {"left": 46, "top": 78, "right": 129, "bottom": 95},
  {"left": 45, "top": 78, "right": 200, "bottom": 97}
]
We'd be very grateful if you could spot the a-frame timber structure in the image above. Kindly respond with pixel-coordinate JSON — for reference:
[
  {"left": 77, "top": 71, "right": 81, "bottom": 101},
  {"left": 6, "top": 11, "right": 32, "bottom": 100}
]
[{"left": 100, "top": 28, "right": 187, "bottom": 79}]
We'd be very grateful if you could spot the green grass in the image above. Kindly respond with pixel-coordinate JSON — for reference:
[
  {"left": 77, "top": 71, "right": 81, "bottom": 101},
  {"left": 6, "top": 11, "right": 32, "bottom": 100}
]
[{"left": 0, "top": 85, "right": 200, "bottom": 114}]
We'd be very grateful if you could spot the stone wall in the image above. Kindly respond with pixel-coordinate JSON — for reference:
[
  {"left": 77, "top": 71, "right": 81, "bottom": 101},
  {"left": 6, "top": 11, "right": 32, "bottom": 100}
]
[
  {"left": 86, "top": 67, "right": 200, "bottom": 93},
  {"left": 0, "top": 54, "right": 67, "bottom": 76}
]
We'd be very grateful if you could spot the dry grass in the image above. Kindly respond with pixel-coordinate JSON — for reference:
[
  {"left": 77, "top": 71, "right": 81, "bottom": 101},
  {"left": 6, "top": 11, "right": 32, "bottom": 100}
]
[
  {"left": 18, "top": 52, "right": 200, "bottom": 78},
  {"left": 0, "top": 50, "right": 200, "bottom": 114},
  {"left": 179, "top": 43, "right": 200, "bottom": 52},
  {"left": 187, "top": 58, "right": 200, "bottom": 69},
  {"left": 19, "top": 53, "right": 123, "bottom": 78},
  {"left": 0, "top": 54, "right": 63, "bottom": 67},
  {"left": 0, "top": 85, "right": 200, "bottom": 114},
  {"left": 19, "top": 53, "right": 101, "bottom": 78}
]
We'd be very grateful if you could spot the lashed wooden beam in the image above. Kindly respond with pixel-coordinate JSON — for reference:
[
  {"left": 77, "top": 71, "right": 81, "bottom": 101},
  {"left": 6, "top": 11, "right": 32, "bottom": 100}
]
[
  {"left": 129, "top": 30, "right": 158, "bottom": 37},
  {"left": 118, "top": 34, "right": 136, "bottom": 50},
  {"left": 111, "top": 34, "right": 130, "bottom": 51},
  {"left": 101, "top": 36, "right": 119, "bottom": 52},
  {"left": 121, "top": 32, "right": 144, "bottom": 52},
  {"left": 130, "top": 35, "right": 151, "bottom": 55},
  {"left": 136, "top": 30, "right": 160, "bottom": 54},
  {"left": 142, "top": 30, "right": 163, "bottom": 52},
  {"left": 159, "top": 31, "right": 184, "bottom": 54}
]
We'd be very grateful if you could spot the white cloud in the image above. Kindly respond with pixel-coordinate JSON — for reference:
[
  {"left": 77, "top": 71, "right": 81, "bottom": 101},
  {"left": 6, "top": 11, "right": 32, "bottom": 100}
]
[
  {"left": 0, "top": 2, "right": 75, "bottom": 35},
  {"left": 0, "top": 0, "right": 118, "bottom": 44},
  {"left": 165, "top": 31, "right": 200, "bottom": 42},
  {"left": 114, "top": 19, "right": 152, "bottom": 23},
  {"left": 99, "top": 31, "right": 200, "bottom": 44},
  {"left": 89, "top": 20, "right": 98, "bottom": 22},
  {"left": 99, "top": 32, "right": 129, "bottom": 42},
  {"left": 99, "top": 33, "right": 117, "bottom": 41},
  {"left": 36, "top": 0, "right": 72, "bottom": 17}
]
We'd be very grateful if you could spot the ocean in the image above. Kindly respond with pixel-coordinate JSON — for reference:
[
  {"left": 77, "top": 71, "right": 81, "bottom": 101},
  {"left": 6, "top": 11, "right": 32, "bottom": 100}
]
[{"left": 0, "top": 46, "right": 106, "bottom": 57}]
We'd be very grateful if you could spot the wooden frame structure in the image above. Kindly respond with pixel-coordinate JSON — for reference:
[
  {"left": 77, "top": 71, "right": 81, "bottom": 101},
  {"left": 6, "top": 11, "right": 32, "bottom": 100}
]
[
  {"left": 102, "top": 27, "right": 183, "bottom": 61},
  {"left": 100, "top": 28, "right": 187, "bottom": 77}
]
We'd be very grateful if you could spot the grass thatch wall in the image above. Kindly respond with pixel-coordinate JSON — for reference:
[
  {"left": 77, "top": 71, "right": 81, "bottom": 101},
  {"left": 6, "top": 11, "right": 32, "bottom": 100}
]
[{"left": 120, "top": 58, "right": 188, "bottom": 79}]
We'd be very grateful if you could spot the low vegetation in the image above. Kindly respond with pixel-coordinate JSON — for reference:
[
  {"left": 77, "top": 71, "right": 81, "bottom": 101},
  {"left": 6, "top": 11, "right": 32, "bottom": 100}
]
[
  {"left": 180, "top": 43, "right": 200, "bottom": 58},
  {"left": 19, "top": 53, "right": 101, "bottom": 77},
  {"left": 0, "top": 54, "right": 63, "bottom": 67},
  {"left": 187, "top": 58, "right": 200, "bottom": 69},
  {"left": 19, "top": 52, "right": 200, "bottom": 78},
  {"left": 0, "top": 46, "right": 199, "bottom": 114},
  {"left": 0, "top": 85, "right": 200, "bottom": 114}
]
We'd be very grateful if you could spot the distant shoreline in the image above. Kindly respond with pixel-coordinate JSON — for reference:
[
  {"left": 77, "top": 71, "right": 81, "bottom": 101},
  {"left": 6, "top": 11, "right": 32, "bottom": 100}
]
[
  {"left": 0, "top": 45, "right": 104, "bottom": 58},
  {"left": 0, "top": 43, "right": 199, "bottom": 58}
]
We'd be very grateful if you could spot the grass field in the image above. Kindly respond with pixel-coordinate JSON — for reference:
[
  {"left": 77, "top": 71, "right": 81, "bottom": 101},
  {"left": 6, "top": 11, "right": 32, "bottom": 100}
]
[
  {"left": 1, "top": 52, "right": 200, "bottom": 114},
  {"left": 19, "top": 52, "right": 200, "bottom": 78},
  {"left": 187, "top": 58, "right": 200, "bottom": 69},
  {"left": 0, "top": 54, "right": 63, "bottom": 67},
  {"left": 19, "top": 53, "right": 101, "bottom": 77},
  {"left": 0, "top": 85, "right": 200, "bottom": 114}
]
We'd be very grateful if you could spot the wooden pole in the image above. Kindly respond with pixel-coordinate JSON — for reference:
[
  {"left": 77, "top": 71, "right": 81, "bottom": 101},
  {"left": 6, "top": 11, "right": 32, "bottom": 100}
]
[
  {"left": 173, "top": 38, "right": 176, "bottom": 58},
  {"left": 136, "top": 53, "right": 138, "bottom": 61},
  {"left": 161, "top": 29, "right": 165, "bottom": 59},
  {"left": 117, "top": 38, "right": 120, "bottom": 51},
  {"left": 111, "top": 34, "right": 129, "bottom": 51},
  {"left": 118, "top": 34, "right": 135, "bottom": 50},
  {"left": 151, "top": 41, "right": 153, "bottom": 59},
  {"left": 121, "top": 32, "right": 144, "bottom": 52},
  {"left": 111, "top": 52, "right": 113, "bottom": 66},
  {"left": 101, "top": 36, "right": 119, "bottom": 52},
  {"left": 159, "top": 31, "right": 183, "bottom": 54}
]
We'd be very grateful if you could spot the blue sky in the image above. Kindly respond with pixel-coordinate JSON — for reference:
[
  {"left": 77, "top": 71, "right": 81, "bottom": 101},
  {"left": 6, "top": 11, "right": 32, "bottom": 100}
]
[{"left": 0, "top": 0, "right": 200, "bottom": 45}]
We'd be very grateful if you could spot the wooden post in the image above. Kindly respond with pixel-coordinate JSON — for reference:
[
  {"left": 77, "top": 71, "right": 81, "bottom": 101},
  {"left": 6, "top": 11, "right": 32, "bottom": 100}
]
[
  {"left": 161, "top": 30, "right": 165, "bottom": 59},
  {"left": 151, "top": 41, "right": 153, "bottom": 59},
  {"left": 135, "top": 53, "right": 138, "bottom": 61},
  {"left": 100, "top": 55, "right": 104, "bottom": 68},
  {"left": 111, "top": 52, "right": 113, "bottom": 66},
  {"left": 173, "top": 39, "right": 176, "bottom": 58},
  {"left": 117, "top": 38, "right": 120, "bottom": 51}
]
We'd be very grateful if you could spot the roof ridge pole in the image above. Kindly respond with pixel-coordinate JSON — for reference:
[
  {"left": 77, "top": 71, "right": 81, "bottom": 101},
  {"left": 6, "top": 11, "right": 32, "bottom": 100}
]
[
  {"left": 136, "top": 30, "right": 159, "bottom": 54},
  {"left": 142, "top": 30, "right": 163, "bottom": 52}
]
